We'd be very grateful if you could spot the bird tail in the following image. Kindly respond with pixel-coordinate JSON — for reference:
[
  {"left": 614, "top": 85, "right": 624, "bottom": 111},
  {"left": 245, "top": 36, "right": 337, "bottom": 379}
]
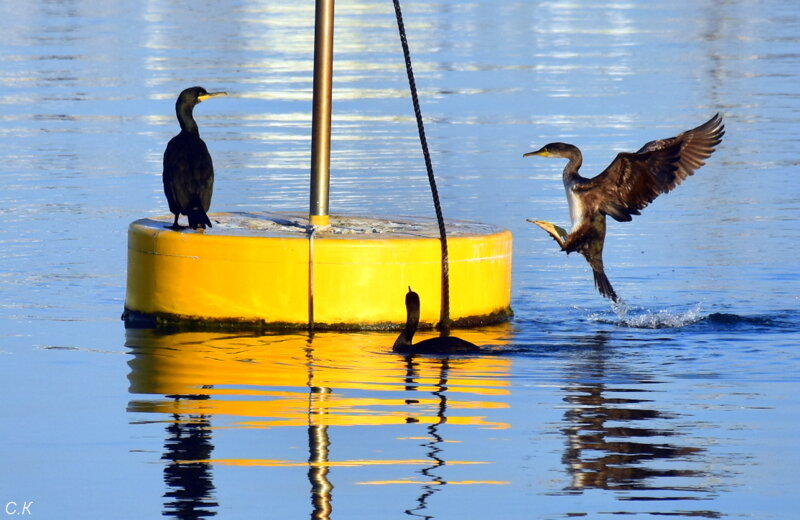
[
  {"left": 593, "top": 268, "right": 619, "bottom": 303},
  {"left": 187, "top": 206, "right": 212, "bottom": 230}
]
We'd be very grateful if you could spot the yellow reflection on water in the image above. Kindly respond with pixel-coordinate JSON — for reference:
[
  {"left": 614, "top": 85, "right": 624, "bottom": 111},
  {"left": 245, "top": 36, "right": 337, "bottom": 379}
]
[
  {"left": 191, "top": 459, "right": 486, "bottom": 468},
  {"left": 127, "top": 327, "right": 513, "bottom": 517},
  {"left": 127, "top": 327, "right": 511, "bottom": 429}
]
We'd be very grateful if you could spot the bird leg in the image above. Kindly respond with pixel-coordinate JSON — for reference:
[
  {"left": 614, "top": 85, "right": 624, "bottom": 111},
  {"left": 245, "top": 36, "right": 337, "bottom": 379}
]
[
  {"left": 527, "top": 219, "right": 568, "bottom": 250},
  {"left": 167, "top": 214, "right": 186, "bottom": 230}
]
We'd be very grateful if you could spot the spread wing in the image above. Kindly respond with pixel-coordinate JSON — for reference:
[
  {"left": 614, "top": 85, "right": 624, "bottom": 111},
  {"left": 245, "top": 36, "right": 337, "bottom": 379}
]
[{"left": 574, "top": 113, "right": 724, "bottom": 222}]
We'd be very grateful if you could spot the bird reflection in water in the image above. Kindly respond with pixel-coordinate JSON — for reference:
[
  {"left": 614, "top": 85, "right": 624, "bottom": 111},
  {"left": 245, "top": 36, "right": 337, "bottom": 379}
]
[
  {"left": 559, "top": 333, "right": 719, "bottom": 518},
  {"left": 162, "top": 404, "right": 218, "bottom": 519},
  {"left": 401, "top": 355, "right": 451, "bottom": 519}
]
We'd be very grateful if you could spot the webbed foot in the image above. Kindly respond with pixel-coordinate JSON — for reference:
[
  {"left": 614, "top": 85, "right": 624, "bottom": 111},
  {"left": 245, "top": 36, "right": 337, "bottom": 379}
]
[{"left": 527, "top": 219, "right": 568, "bottom": 249}]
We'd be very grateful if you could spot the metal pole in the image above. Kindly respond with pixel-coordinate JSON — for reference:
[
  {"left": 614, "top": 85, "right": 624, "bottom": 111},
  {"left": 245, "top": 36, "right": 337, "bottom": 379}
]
[{"left": 309, "top": 0, "right": 334, "bottom": 228}]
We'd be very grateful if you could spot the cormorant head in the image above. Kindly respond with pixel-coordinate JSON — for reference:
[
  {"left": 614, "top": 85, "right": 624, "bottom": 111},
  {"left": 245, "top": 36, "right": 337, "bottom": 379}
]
[
  {"left": 393, "top": 287, "right": 421, "bottom": 349},
  {"left": 523, "top": 142, "right": 580, "bottom": 159},
  {"left": 175, "top": 87, "right": 227, "bottom": 132},
  {"left": 405, "top": 286, "right": 421, "bottom": 324},
  {"left": 177, "top": 86, "right": 228, "bottom": 109}
]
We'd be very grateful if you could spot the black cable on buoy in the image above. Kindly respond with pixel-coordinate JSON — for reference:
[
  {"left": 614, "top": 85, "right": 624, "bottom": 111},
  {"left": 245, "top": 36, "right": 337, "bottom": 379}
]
[{"left": 392, "top": 0, "right": 451, "bottom": 336}]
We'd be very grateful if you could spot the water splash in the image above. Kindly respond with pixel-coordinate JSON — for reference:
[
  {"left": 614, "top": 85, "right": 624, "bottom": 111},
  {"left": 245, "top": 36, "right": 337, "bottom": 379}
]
[
  {"left": 590, "top": 302, "right": 704, "bottom": 329},
  {"left": 589, "top": 304, "right": 798, "bottom": 331}
]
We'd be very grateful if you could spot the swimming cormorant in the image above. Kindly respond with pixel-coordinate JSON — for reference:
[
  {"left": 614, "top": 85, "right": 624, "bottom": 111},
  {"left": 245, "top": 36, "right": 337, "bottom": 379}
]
[
  {"left": 393, "top": 287, "right": 480, "bottom": 354},
  {"left": 163, "top": 86, "right": 227, "bottom": 230},
  {"left": 524, "top": 114, "right": 724, "bottom": 302}
]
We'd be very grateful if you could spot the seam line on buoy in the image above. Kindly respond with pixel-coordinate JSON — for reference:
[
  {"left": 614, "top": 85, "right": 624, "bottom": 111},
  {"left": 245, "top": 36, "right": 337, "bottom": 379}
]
[{"left": 308, "top": 226, "right": 316, "bottom": 331}]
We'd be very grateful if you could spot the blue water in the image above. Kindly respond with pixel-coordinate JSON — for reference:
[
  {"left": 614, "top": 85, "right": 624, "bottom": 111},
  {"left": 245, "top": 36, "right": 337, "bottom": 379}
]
[{"left": 1, "top": 1, "right": 799, "bottom": 518}]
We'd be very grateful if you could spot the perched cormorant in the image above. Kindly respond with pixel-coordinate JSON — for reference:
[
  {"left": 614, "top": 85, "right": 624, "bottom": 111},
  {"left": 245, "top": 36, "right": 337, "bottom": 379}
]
[
  {"left": 524, "top": 114, "right": 724, "bottom": 302},
  {"left": 392, "top": 287, "right": 481, "bottom": 354},
  {"left": 163, "top": 86, "right": 227, "bottom": 230}
]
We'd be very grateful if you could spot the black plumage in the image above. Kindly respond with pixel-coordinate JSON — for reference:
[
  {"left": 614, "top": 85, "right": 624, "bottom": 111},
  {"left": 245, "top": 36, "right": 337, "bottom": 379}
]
[
  {"left": 163, "top": 86, "right": 226, "bottom": 230},
  {"left": 393, "top": 287, "right": 480, "bottom": 354},
  {"left": 524, "top": 114, "right": 725, "bottom": 302}
]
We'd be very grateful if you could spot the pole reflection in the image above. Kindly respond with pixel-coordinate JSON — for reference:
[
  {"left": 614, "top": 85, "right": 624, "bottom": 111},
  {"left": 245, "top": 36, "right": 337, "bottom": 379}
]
[
  {"left": 559, "top": 333, "right": 719, "bottom": 518},
  {"left": 306, "top": 337, "right": 333, "bottom": 520},
  {"left": 307, "top": 424, "right": 333, "bottom": 520}
]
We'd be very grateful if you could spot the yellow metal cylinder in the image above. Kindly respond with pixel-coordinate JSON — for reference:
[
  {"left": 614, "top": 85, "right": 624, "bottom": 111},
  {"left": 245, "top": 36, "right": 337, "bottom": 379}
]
[
  {"left": 123, "top": 212, "right": 512, "bottom": 330},
  {"left": 309, "top": 214, "right": 331, "bottom": 227}
]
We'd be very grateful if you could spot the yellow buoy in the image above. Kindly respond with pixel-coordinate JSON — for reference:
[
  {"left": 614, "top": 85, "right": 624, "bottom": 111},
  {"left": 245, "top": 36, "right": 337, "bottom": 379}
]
[{"left": 123, "top": 211, "right": 512, "bottom": 330}]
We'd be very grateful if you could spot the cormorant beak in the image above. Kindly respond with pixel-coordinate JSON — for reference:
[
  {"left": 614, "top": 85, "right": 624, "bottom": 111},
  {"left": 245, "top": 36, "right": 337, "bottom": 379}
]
[
  {"left": 197, "top": 91, "right": 228, "bottom": 102},
  {"left": 523, "top": 148, "right": 549, "bottom": 158}
]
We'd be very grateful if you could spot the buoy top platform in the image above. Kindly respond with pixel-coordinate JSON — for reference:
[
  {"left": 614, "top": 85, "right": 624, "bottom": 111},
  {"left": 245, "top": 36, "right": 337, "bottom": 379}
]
[{"left": 124, "top": 212, "right": 512, "bottom": 331}]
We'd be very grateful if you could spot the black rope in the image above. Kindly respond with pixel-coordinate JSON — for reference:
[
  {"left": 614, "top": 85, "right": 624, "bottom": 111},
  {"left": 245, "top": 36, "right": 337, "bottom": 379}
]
[{"left": 392, "top": 0, "right": 451, "bottom": 336}]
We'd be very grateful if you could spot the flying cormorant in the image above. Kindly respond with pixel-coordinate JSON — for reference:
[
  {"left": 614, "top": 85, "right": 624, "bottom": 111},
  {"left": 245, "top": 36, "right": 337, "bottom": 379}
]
[
  {"left": 524, "top": 114, "right": 724, "bottom": 302},
  {"left": 393, "top": 287, "right": 481, "bottom": 354},
  {"left": 163, "top": 86, "right": 227, "bottom": 230}
]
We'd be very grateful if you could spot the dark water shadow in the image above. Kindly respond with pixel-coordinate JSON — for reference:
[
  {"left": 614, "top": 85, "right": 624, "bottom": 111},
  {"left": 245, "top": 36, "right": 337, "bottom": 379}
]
[
  {"left": 161, "top": 408, "right": 218, "bottom": 519},
  {"left": 554, "top": 332, "right": 722, "bottom": 518},
  {"left": 399, "top": 354, "right": 451, "bottom": 520}
]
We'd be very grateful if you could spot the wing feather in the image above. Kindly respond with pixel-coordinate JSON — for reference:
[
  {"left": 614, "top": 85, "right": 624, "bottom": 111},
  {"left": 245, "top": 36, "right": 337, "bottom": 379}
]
[{"left": 575, "top": 114, "right": 724, "bottom": 222}]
